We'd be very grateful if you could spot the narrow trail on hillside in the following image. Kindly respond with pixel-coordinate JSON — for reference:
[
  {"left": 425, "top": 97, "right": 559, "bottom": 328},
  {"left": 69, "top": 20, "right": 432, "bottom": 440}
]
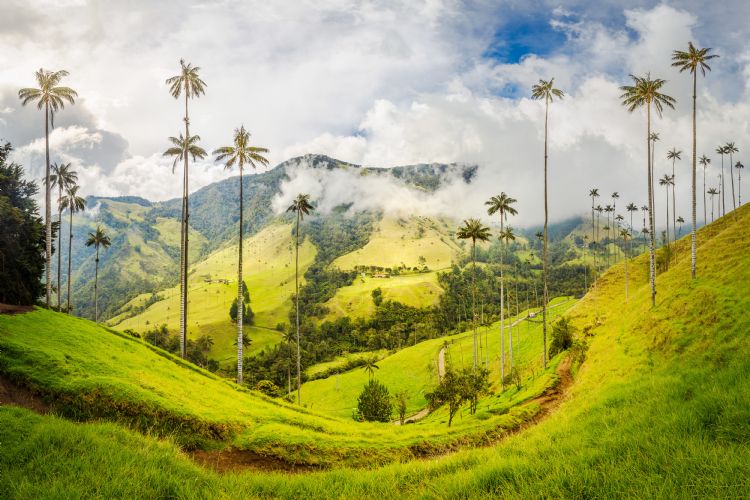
[
  {"left": 393, "top": 300, "right": 574, "bottom": 426},
  {"left": 395, "top": 346, "right": 447, "bottom": 425}
]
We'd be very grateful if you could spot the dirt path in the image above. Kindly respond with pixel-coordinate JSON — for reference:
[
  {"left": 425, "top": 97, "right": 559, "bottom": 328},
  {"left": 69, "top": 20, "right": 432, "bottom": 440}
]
[{"left": 395, "top": 346, "right": 446, "bottom": 425}]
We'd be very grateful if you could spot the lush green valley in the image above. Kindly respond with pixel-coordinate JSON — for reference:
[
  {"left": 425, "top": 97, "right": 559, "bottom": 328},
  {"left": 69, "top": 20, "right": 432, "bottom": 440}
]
[{"left": 2, "top": 202, "right": 749, "bottom": 497}]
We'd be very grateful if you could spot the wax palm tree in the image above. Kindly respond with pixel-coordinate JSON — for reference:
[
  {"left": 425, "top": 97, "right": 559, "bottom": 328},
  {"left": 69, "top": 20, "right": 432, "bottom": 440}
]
[
  {"left": 362, "top": 357, "right": 380, "bottom": 380},
  {"left": 736, "top": 162, "right": 744, "bottom": 206},
  {"left": 595, "top": 205, "right": 604, "bottom": 271},
  {"left": 85, "top": 225, "right": 111, "bottom": 323},
  {"left": 676, "top": 216, "right": 685, "bottom": 236},
  {"left": 287, "top": 193, "right": 314, "bottom": 404},
  {"left": 49, "top": 162, "right": 77, "bottom": 310},
  {"left": 604, "top": 205, "right": 614, "bottom": 266},
  {"left": 485, "top": 193, "right": 517, "bottom": 385},
  {"left": 165, "top": 59, "right": 206, "bottom": 360},
  {"left": 659, "top": 174, "right": 674, "bottom": 247},
  {"left": 666, "top": 148, "right": 682, "bottom": 242},
  {"left": 589, "top": 189, "right": 600, "bottom": 281},
  {"left": 59, "top": 185, "right": 85, "bottom": 313},
  {"left": 213, "top": 125, "right": 270, "bottom": 385},
  {"left": 531, "top": 78, "right": 564, "bottom": 368},
  {"left": 282, "top": 330, "right": 295, "bottom": 396},
  {"left": 163, "top": 132, "right": 206, "bottom": 357},
  {"left": 673, "top": 42, "right": 718, "bottom": 279},
  {"left": 18, "top": 69, "right": 78, "bottom": 307},
  {"left": 498, "top": 226, "right": 516, "bottom": 375},
  {"left": 626, "top": 203, "right": 638, "bottom": 246},
  {"left": 724, "top": 142, "right": 739, "bottom": 211},
  {"left": 699, "top": 155, "right": 711, "bottom": 224},
  {"left": 620, "top": 74, "right": 675, "bottom": 306},
  {"left": 456, "top": 218, "right": 491, "bottom": 371},
  {"left": 707, "top": 187, "right": 719, "bottom": 222},
  {"left": 620, "top": 229, "right": 631, "bottom": 301},
  {"left": 716, "top": 145, "right": 727, "bottom": 217}
]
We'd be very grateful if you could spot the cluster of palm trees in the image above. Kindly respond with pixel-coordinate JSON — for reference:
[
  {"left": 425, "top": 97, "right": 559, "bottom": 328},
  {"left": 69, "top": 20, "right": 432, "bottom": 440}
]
[
  {"left": 18, "top": 69, "right": 115, "bottom": 322},
  {"left": 704, "top": 142, "right": 743, "bottom": 222},
  {"left": 162, "top": 59, "right": 318, "bottom": 393},
  {"left": 456, "top": 192, "right": 520, "bottom": 385}
]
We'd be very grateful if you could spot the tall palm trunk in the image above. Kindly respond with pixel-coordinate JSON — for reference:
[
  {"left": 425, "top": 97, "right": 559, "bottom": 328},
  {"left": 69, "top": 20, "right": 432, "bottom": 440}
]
[
  {"left": 672, "top": 160, "right": 677, "bottom": 241},
  {"left": 507, "top": 286, "right": 513, "bottom": 372},
  {"left": 665, "top": 184, "right": 670, "bottom": 248},
  {"left": 720, "top": 155, "right": 725, "bottom": 217},
  {"left": 499, "top": 215, "right": 505, "bottom": 388},
  {"left": 703, "top": 165, "right": 707, "bottom": 226},
  {"left": 57, "top": 186, "right": 63, "bottom": 310},
  {"left": 295, "top": 209, "right": 302, "bottom": 404},
  {"left": 542, "top": 95, "right": 549, "bottom": 369},
  {"left": 94, "top": 246, "right": 99, "bottom": 323},
  {"left": 236, "top": 167, "right": 244, "bottom": 385},
  {"left": 647, "top": 105, "right": 656, "bottom": 306},
  {"left": 179, "top": 90, "right": 190, "bottom": 359},
  {"left": 67, "top": 207, "right": 74, "bottom": 312},
  {"left": 471, "top": 239, "right": 477, "bottom": 371},
  {"left": 729, "top": 151, "right": 736, "bottom": 211},
  {"left": 44, "top": 102, "right": 51, "bottom": 307}
]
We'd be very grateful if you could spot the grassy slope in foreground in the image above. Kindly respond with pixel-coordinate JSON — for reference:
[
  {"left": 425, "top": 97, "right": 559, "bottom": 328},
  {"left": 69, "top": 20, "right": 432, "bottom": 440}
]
[
  {"left": 0, "top": 309, "right": 561, "bottom": 469},
  {"left": 2, "top": 203, "right": 749, "bottom": 498},
  {"left": 110, "top": 222, "right": 315, "bottom": 364}
]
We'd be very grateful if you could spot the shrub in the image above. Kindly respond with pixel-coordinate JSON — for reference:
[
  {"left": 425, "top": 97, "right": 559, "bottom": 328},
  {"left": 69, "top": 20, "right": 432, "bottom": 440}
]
[
  {"left": 549, "top": 316, "right": 576, "bottom": 358},
  {"left": 356, "top": 379, "right": 393, "bottom": 422},
  {"left": 254, "top": 380, "right": 280, "bottom": 397}
]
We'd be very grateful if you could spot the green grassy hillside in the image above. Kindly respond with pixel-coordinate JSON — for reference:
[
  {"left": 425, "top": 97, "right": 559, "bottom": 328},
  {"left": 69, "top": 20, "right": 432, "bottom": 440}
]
[
  {"left": 0, "top": 305, "right": 564, "bottom": 470},
  {"left": 2, "top": 202, "right": 748, "bottom": 498},
  {"left": 332, "top": 216, "right": 461, "bottom": 271},
  {"left": 303, "top": 297, "right": 574, "bottom": 418},
  {"left": 110, "top": 223, "right": 315, "bottom": 363}
]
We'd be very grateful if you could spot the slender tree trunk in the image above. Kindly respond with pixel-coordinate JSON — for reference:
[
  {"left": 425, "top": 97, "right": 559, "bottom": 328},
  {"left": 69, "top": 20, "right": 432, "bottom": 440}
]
[
  {"left": 691, "top": 73, "right": 698, "bottom": 279},
  {"left": 178, "top": 91, "right": 190, "bottom": 359},
  {"left": 703, "top": 166, "right": 707, "bottom": 226},
  {"left": 508, "top": 286, "right": 513, "bottom": 372},
  {"left": 647, "top": 105, "right": 657, "bottom": 306},
  {"left": 729, "top": 152, "right": 736, "bottom": 211},
  {"left": 237, "top": 167, "right": 244, "bottom": 385},
  {"left": 295, "top": 210, "right": 302, "bottom": 404},
  {"left": 720, "top": 156, "right": 725, "bottom": 217},
  {"left": 57, "top": 186, "right": 62, "bottom": 310},
  {"left": 624, "top": 242, "right": 629, "bottom": 302},
  {"left": 94, "top": 247, "right": 99, "bottom": 323},
  {"left": 471, "top": 240, "right": 477, "bottom": 371},
  {"left": 45, "top": 103, "right": 51, "bottom": 307},
  {"left": 542, "top": 96, "right": 549, "bottom": 368},
  {"left": 499, "top": 214, "right": 505, "bottom": 387},
  {"left": 672, "top": 160, "right": 677, "bottom": 241},
  {"left": 67, "top": 207, "right": 73, "bottom": 312},
  {"left": 665, "top": 186, "right": 670, "bottom": 249}
]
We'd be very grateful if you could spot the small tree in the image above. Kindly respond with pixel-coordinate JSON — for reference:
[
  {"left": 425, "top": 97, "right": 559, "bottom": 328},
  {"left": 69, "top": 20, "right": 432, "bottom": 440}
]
[
  {"left": 394, "top": 391, "right": 408, "bottom": 424},
  {"left": 356, "top": 379, "right": 392, "bottom": 422},
  {"left": 461, "top": 367, "right": 490, "bottom": 415},
  {"left": 548, "top": 317, "right": 576, "bottom": 358},
  {"left": 426, "top": 370, "right": 464, "bottom": 427},
  {"left": 371, "top": 287, "right": 383, "bottom": 307}
]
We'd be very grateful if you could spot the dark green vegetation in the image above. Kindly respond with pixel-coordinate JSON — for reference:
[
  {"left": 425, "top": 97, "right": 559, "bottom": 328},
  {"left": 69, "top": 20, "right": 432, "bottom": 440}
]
[
  {"left": 2, "top": 202, "right": 749, "bottom": 498},
  {"left": 0, "top": 142, "right": 46, "bottom": 305}
]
